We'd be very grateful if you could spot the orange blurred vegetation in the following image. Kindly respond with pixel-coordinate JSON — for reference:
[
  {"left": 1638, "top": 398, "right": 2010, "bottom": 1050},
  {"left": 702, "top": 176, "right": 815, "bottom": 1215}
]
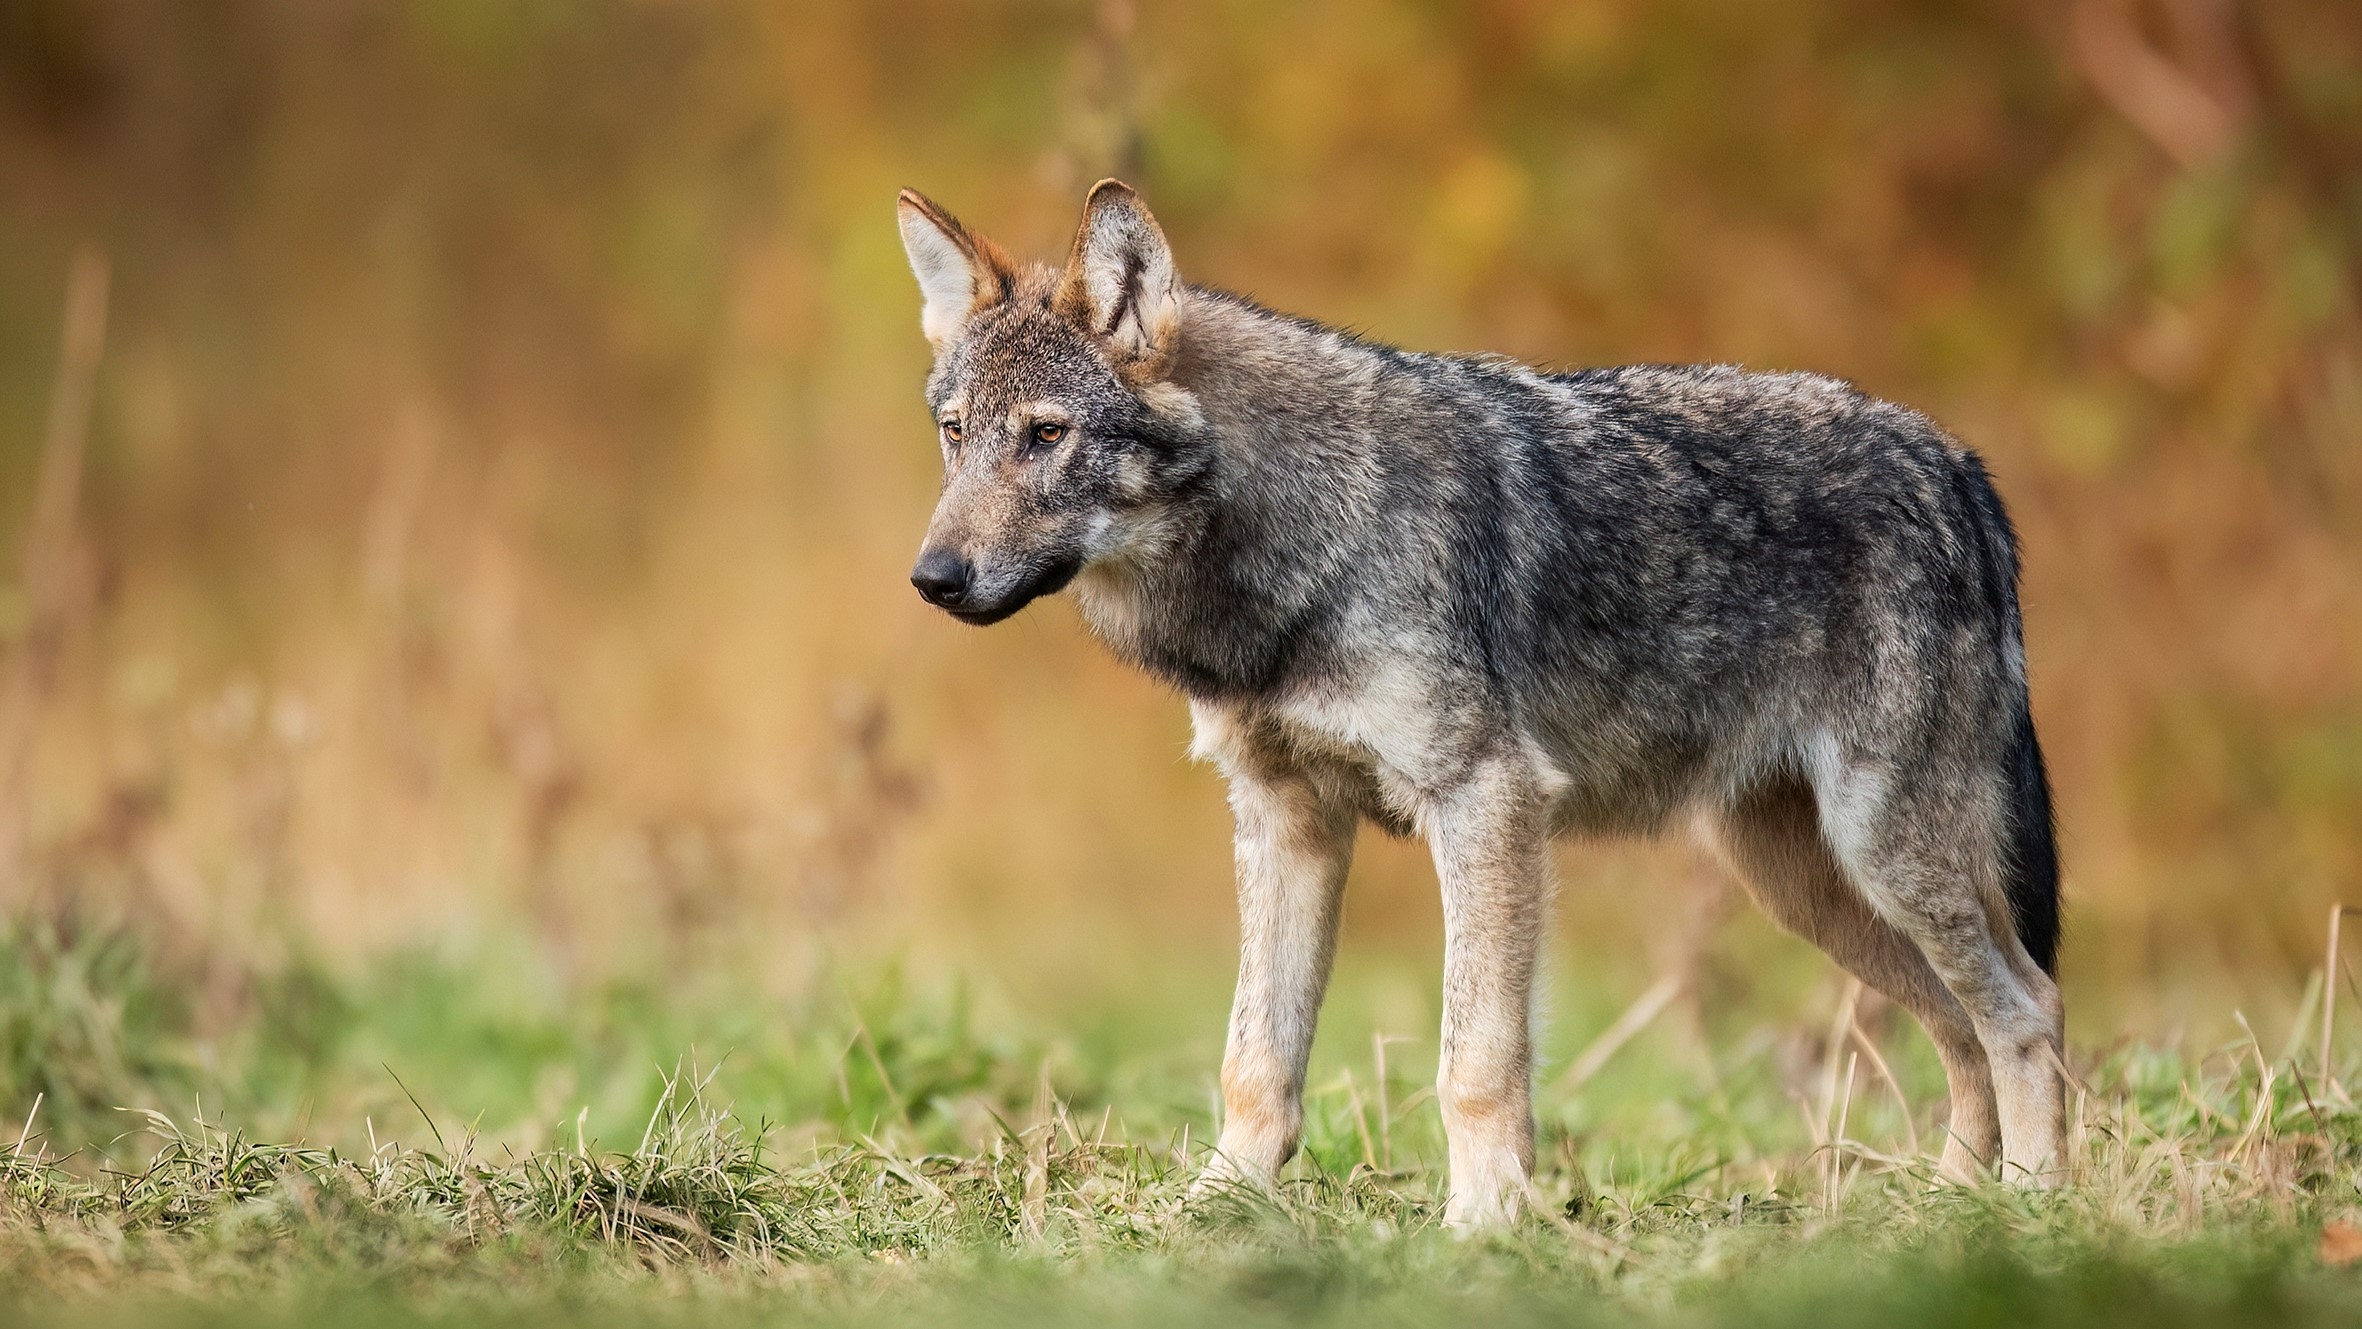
[{"left": 0, "top": 1, "right": 2355, "bottom": 1012}]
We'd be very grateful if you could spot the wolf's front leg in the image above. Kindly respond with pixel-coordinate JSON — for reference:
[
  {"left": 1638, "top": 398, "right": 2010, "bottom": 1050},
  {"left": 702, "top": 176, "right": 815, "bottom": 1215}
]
[
  {"left": 1427, "top": 764, "right": 1554, "bottom": 1230},
  {"left": 1197, "top": 761, "right": 1357, "bottom": 1195}
]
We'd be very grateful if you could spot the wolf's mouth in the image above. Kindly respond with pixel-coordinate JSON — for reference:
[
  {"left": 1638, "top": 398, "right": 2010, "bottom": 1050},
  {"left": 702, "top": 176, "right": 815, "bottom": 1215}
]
[{"left": 943, "top": 554, "right": 1084, "bottom": 626}]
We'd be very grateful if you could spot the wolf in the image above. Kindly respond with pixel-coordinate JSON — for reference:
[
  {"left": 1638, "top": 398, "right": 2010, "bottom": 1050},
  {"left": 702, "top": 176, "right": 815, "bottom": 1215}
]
[{"left": 895, "top": 180, "right": 2065, "bottom": 1228}]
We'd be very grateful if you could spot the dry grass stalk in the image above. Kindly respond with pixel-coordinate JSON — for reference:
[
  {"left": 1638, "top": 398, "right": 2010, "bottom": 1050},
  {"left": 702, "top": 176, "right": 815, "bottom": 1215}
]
[
  {"left": 1559, "top": 972, "right": 1685, "bottom": 1093},
  {"left": 1827, "top": 1050, "right": 1858, "bottom": 1216},
  {"left": 1816, "top": 978, "right": 1867, "bottom": 1139},
  {"left": 2323, "top": 904, "right": 2355, "bottom": 1089},
  {"left": 1848, "top": 1016, "right": 1921, "bottom": 1158}
]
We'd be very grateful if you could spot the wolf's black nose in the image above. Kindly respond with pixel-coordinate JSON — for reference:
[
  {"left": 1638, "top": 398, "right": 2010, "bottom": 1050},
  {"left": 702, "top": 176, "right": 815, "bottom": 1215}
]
[{"left": 910, "top": 551, "right": 972, "bottom": 608}]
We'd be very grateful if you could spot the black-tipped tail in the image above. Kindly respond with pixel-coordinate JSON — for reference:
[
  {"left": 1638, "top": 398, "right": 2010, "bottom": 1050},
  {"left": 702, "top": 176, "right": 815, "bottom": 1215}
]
[{"left": 2003, "top": 703, "right": 2060, "bottom": 975}]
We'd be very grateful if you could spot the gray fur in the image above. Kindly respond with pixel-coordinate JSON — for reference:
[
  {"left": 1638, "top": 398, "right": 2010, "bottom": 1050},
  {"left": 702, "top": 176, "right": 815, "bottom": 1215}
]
[{"left": 897, "top": 182, "right": 2066, "bottom": 1225}]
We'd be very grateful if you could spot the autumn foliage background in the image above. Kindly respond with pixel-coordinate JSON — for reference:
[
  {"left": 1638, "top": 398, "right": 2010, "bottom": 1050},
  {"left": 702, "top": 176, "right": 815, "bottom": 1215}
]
[{"left": 0, "top": 0, "right": 2357, "bottom": 1040}]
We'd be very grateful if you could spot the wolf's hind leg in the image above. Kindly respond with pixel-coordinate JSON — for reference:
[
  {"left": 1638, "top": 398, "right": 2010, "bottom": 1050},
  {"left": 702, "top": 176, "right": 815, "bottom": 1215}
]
[
  {"left": 1702, "top": 776, "right": 1998, "bottom": 1181},
  {"left": 1197, "top": 753, "right": 1357, "bottom": 1195},
  {"left": 1815, "top": 759, "right": 2066, "bottom": 1185},
  {"left": 1427, "top": 760, "right": 1554, "bottom": 1230}
]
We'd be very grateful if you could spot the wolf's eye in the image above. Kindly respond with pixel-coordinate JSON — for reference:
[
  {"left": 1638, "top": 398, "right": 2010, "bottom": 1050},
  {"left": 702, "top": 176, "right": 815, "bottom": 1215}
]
[
  {"left": 1030, "top": 422, "right": 1066, "bottom": 448},
  {"left": 940, "top": 419, "right": 963, "bottom": 446}
]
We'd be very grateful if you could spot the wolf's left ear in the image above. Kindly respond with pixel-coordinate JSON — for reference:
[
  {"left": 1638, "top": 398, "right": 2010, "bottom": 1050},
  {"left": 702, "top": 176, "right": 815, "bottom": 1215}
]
[
  {"left": 898, "top": 189, "right": 1015, "bottom": 347},
  {"left": 1058, "top": 180, "right": 1180, "bottom": 370}
]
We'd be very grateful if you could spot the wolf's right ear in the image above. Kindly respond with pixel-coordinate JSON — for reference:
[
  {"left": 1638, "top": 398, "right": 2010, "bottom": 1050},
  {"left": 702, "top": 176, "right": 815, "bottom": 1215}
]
[
  {"left": 897, "top": 189, "right": 1015, "bottom": 347},
  {"left": 1058, "top": 180, "right": 1180, "bottom": 372}
]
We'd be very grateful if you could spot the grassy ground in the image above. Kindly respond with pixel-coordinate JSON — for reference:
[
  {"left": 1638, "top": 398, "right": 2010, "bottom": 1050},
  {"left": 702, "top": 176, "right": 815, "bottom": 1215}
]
[{"left": 4, "top": 914, "right": 2362, "bottom": 1326}]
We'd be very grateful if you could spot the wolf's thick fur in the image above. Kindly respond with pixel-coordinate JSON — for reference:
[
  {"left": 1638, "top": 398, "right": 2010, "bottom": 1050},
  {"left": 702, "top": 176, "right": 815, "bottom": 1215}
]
[{"left": 897, "top": 182, "right": 2065, "bottom": 1227}]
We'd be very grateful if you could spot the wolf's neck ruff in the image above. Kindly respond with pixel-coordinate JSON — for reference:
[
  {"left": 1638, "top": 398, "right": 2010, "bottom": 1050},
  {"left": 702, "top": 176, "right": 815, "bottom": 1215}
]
[{"left": 897, "top": 181, "right": 2066, "bottom": 1227}]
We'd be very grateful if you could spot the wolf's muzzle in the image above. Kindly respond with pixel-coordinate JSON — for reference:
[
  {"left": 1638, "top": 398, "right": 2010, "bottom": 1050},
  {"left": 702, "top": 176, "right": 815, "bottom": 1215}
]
[{"left": 914, "top": 551, "right": 1082, "bottom": 626}]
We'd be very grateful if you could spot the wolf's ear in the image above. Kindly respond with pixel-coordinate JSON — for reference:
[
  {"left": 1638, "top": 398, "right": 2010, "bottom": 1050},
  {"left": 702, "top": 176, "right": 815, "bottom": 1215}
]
[
  {"left": 897, "top": 189, "right": 1015, "bottom": 347},
  {"left": 1058, "top": 180, "right": 1180, "bottom": 369}
]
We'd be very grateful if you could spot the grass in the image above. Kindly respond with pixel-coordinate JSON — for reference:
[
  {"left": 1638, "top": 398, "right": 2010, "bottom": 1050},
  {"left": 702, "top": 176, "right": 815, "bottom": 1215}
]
[{"left": 2, "top": 913, "right": 2362, "bottom": 1327}]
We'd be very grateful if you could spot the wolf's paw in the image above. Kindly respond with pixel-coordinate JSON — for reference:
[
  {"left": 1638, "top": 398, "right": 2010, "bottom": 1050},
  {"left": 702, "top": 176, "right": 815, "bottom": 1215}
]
[
  {"left": 2000, "top": 1158, "right": 2066, "bottom": 1190},
  {"left": 1933, "top": 1136, "right": 1994, "bottom": 1188},
  {"left": 1441, "top": 1147, "right": 1530, "bottom": 1233},
  {"left": 1187, "top": 1137, "right": 1281, "bottom": 1202}
]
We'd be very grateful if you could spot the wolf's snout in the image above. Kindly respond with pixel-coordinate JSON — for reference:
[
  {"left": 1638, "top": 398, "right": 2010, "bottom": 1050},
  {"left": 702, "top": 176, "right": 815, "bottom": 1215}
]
[{"left": 910, "top": 550, "right": 973, "bottom": 608}]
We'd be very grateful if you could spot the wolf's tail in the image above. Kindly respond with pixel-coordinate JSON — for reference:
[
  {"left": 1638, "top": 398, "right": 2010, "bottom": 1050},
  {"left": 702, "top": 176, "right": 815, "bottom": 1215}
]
[
  {"left": 2002, "top": 700, "right": 2061, "bottom": 976},
  {"left": 1953, "top": 448, "right": 2061, "bottom": 977}
]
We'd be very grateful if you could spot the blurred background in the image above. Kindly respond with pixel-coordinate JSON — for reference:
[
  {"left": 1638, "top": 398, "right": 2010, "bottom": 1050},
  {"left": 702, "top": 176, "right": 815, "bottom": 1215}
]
[{"left": 0, "top": 0, "right": 2356, "bottom": 1140}]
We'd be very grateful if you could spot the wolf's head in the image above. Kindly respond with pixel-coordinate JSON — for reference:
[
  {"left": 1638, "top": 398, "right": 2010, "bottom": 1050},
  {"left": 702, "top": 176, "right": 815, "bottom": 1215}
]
[{"left": 897, "top": 181, "right": 1208, "bottom": 626}]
